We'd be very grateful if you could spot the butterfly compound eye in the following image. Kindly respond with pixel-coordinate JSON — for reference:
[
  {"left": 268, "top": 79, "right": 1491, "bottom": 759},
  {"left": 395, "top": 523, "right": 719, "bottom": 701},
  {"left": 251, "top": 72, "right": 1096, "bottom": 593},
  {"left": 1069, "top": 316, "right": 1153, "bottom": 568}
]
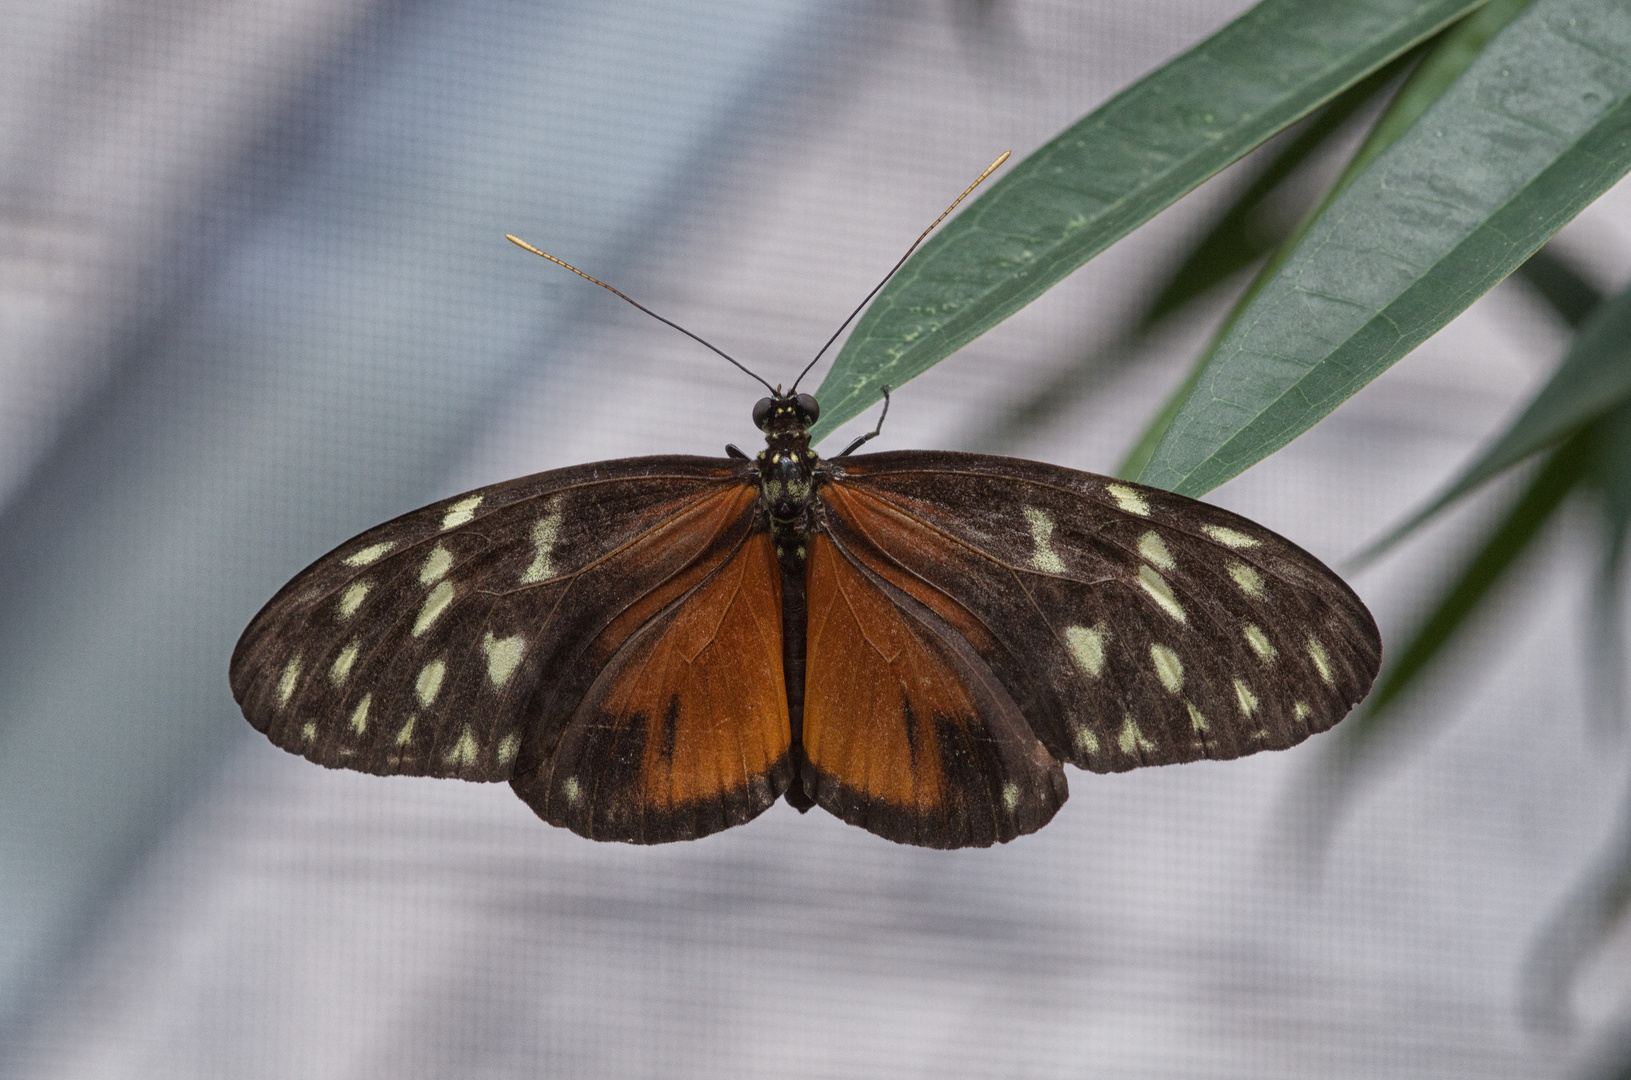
[
  {"left": 752, "top": 397, "right": 774, "bottom": 430},
  {"left": 794, "top": 394, "right": 820, "bottom": 423}
]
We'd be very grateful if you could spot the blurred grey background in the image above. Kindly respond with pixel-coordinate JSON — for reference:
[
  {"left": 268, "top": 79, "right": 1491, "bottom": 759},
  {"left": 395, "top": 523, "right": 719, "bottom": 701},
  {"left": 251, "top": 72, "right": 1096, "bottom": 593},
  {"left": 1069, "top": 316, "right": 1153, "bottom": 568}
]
[{"left": 1, "top": 0, "right": 1629, "bottom": 1076}]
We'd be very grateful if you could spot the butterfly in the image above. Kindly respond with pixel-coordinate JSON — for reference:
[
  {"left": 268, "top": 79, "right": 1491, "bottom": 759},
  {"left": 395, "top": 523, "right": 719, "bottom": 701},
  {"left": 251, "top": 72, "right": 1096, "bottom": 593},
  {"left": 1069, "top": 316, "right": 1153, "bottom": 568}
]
[{"left": 230, "top": 157, "right": 1382, "bottom": 849}]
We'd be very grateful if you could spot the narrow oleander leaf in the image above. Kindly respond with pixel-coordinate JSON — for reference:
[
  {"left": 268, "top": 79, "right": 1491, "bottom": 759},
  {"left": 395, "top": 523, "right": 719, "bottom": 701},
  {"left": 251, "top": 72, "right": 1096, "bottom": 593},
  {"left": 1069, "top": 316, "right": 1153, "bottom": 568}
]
[
  {"left": 972, "top": 52, "right": 1423, "bottom": 460},
  {"left": 1140, "top": 49, "right": 1427, "bottom": 328},
  {"left": 805, "top": 0, "right": 1485, "bottom": 444},
  {"left": 1357, "top": 277, "right": 1630, "bottom": 564},
  {"left": 1345, "top": 429, "right": 1592, "bottom": 735},
  {"left": 1122, "top": 0, "right": 1536, "bottom": 481},
  {"left": 1138, "top": 0, "right": 1631, "bottom": 497},
  {"left": 1329, "top": 0, "right": 1539, "bottom": 202}
]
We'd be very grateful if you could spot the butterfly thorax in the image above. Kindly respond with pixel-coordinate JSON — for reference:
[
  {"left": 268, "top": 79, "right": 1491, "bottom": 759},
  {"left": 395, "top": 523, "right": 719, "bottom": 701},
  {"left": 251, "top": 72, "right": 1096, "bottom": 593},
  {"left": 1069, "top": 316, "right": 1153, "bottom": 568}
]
[
  {"left": 752, "top": 392, "right": 823, "bottom": 575},
  {"left": 749, "top": 391, "right": 825, "bottom": 812}
]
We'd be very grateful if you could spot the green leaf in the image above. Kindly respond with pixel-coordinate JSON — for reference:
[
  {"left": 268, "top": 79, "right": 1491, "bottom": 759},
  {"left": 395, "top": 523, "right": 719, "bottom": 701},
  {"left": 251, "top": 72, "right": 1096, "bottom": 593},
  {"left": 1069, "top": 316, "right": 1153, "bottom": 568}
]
[
  {"left": 1347, "top": 428, "right": 1592, "bottom": 732},
  {"left": 1121, "top": 0, "right": 1537, "bottom": 482},
  {"left": 1138, "top": 0, "right": 1631, "bottom": 496},
  {"left": 1140, "top": 49, "right": 1428, "bottom": 327},
  {"left": 1357, "top": 274, "right": 1630, "bottom": 563},
  {"left": 1330, "top": 0, "right": 1540, "bottom": 201},
  {"left": 978, "top": 49, "right": 1422, "bottom": 463},
  {"left": 805, "top": 0, "right": 1486, "bottom": 444}
]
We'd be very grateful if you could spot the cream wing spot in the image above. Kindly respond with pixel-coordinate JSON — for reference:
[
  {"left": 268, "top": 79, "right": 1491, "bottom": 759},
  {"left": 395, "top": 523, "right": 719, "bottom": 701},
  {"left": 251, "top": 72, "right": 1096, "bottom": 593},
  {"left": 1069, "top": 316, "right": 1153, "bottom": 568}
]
[
  {"left": 563, "top": 776, "right": 582, "bottom": 805},
  {"left": 482, "top": 631, "right": 526, "bottom": 687},
  {"left": 520, "top": 509, "right": 564, "bottom": 584},
  {"left": 1227, "top": 561, "right": 1264, "bottom": 598},
  {"left": 1022, "top": 507, "right": 1066, "bottom": 573},
  {"left": 343, "top": 542, "right": 395, "bottom": 567},
  {"left": 1234, "top": 679, "right": 1259, "bottom": 717},
  {"left": 1001, "top": 782, "right": 1020, "bottom": 812},
  {"left": 1243, "top": 624, "right": 1277, "bottom": 662},
  {"left": 1294, "top": 701, "right": 1312, "bottom": 721},
  {"left": 1064, "top": 624, "right": 1108, "bottom": 678},
  {"left": 413, "top": 580, "right": 455, "bottom": 637},
  {"left": 338, "top": 580, "right": 371, "bottom": 619},
  {"left": 415, "top": 659, "right": 447, "bottom": 708},
  {"left": 276, "top": 656, "right": 301, "bottom": 709},
  {"left": 1137, "top": 565, "right": 1187, "bottom": 623},
  {"left": 1307, "top": 637, "right": 1335, "bottom": 686},
  {"left": 419, "top": 544, "right": 453, "bottom": 584},
  {"left": 1118, "top": 716, "right": 1156, "bottom": 755},
  {"left": 1105, "top": 483, "right": 1150, "bottom": 516},
  {"left": 1076, "top": 728, "right": 1101, "bottom": 755},
  {"left": 394, "top": 716, "right": 415, "bottom": 747},
  {"left": 349, "top": 694, "right": 372, "bottom": 735},
  {"left": 1203, "top": 524, "right": 1260, "bottom": 549},
  {"left": 301, "top": 722, "right": 316, "bottom": 742},
  {"left": 1138, "top": 531, "right": 1175, "bottom": 570},
  {"left": 496, "top": 733, "right": 519, "bottom": 766},
  {"left": 445, "top": 726, "right": 479, "bottom": 767},
  {"left": 1150, "top": 643, "right": 1184, "bottom": 693},
  {"left": 1187, "top": 702, "right": 1209, "bottom": 732},
  {"left": 440, "top": 495, "right": 482, "bottom": 530},
  {"left": 329, "top": 641, "right": 360, "bottom": 685}
]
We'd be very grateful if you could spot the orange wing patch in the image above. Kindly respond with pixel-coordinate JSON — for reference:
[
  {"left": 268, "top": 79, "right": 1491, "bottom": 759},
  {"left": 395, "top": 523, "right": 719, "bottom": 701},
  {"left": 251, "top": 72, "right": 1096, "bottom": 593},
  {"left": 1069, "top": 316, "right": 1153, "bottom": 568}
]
[
  {"left": 818, "top": 483, "right": 1001, "bottom": 653},
  {"left": 802, "top": 533, "right": 1065, "bottom": 848},
  {"left": 514, "top": 531, "right": 791, "bottom": 843}
]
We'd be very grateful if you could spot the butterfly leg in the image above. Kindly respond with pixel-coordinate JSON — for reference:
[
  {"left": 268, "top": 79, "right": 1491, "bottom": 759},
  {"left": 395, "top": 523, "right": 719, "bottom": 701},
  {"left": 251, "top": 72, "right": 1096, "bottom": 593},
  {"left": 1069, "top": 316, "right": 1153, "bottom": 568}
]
[{"left": 834, "top": 386, "right": 891, "bottom": 459}]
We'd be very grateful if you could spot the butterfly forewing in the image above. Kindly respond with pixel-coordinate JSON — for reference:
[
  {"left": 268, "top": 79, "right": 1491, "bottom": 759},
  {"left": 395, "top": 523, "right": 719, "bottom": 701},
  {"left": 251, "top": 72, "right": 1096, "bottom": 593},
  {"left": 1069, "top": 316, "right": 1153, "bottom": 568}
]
[
  {"left": 231, "top": 456, "right": 793, "bottom": 842},
  {"left": 819, "top": 452, "right": 1382, "bottom": 775}
]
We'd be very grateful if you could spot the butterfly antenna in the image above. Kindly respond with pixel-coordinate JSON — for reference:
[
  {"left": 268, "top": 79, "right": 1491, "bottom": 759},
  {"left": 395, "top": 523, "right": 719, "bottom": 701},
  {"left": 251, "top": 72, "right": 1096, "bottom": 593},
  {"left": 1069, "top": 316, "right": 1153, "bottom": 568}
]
[
  {"left": 506, "top": 234, "right": 777, "bottom": 395},
  {"left": 789, "top": 151, "right": 1010, "bottom": 394}
]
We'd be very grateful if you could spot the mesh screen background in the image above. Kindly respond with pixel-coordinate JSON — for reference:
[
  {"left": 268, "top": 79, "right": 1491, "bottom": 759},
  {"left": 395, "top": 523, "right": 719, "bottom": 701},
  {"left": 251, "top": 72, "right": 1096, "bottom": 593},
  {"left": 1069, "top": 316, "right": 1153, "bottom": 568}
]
[{"left": 2, "top": 0, "right": 1630, "bottom": 1076}]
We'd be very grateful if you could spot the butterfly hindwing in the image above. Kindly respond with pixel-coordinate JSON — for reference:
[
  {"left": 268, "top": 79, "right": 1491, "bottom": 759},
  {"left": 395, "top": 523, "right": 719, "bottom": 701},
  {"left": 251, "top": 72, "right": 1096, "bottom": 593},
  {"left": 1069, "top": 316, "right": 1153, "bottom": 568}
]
[
  {"left": 512, "top": 530, "right": 791, "bottom": 841},
  {"left": 230, "top": 456, "right": 792, "bottom": 842},
  {"left": 801, "top": 531, "right": 1067, "bottom": 848},
  {"left": 819, "top": 452, "right": 1382, "bottom": 776}
]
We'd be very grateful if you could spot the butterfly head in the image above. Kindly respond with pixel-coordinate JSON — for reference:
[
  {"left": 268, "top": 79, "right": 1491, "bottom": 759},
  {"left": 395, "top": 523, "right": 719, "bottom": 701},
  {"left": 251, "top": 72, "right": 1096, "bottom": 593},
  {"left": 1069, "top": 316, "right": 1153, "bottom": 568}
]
[{"left": 751, "top": 391, "right": 820, "bottom": 435}]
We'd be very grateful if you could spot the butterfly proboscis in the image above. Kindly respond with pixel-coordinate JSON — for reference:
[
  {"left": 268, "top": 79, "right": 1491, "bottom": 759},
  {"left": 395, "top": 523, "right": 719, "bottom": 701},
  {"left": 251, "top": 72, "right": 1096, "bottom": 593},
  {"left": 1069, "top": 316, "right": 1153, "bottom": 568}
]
[{"left": 231, "top": 154, "right": 1381, "bottom": 848}]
